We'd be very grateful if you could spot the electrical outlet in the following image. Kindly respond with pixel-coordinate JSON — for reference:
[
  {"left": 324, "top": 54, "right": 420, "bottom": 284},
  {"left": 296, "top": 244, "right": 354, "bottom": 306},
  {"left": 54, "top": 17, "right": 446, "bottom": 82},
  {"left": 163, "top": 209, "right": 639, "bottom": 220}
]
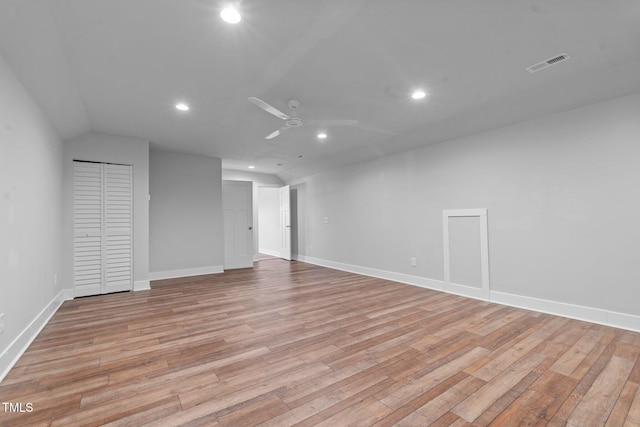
[
  {"left": 0, "top": 313, "right": 5, "bottom": 335},
  {"left": 410, "top": 257, "right": 417, "bottom": 267}
]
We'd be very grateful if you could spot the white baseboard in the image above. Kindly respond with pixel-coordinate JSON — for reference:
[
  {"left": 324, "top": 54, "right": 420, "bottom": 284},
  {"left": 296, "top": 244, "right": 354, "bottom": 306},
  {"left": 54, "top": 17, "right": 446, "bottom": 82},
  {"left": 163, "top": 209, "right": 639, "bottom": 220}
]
[
  {"left": 148, "top": 265, "right": 224, "bottom": 281},
  {"left": 489, "top": 291, "right": 640, "bottom": 333},
  {"left": 133, "top": 280, "right": 151, "bottom": 291},
  {"left": 259, "top": 248, "right": 281, "bottom": 258},
  {"left": 0, "top": 288, "right": 74, "bottom": 383},
  {"left": 295, "top": 255, "right": 444, "bottom": 292},
  {"left": 445, "top": 282, "right": 490, "bottom": 301},
  {"left": 607, "top": 311, "right": 640, "bottom": 333},
  {"left": 61, "top": 288, "right": 74, "bottom": 300},
  {"left": 294, "top": 254, "right": 640, "bottom": 333}
]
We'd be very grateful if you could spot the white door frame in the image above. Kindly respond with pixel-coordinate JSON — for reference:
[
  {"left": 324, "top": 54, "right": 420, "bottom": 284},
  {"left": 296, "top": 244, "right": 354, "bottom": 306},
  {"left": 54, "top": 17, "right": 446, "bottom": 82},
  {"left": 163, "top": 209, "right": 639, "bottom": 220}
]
[
  {"left": 279, "top": 185, "right": 291, "bottom": 261},
  {"left": 442, "top": 208, "right": 489, "bottom": 300}
]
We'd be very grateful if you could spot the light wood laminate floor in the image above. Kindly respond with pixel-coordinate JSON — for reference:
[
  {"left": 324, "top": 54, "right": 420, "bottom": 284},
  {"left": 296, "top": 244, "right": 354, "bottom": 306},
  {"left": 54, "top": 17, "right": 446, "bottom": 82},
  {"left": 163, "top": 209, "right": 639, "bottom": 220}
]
[{"left": 2, "top": 259, "right": 640, "bottom": 426}]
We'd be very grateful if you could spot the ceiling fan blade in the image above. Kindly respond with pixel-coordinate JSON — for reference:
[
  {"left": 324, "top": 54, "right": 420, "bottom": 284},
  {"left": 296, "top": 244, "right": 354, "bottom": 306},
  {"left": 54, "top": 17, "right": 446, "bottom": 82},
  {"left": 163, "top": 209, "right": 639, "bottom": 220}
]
[
  {"left": 265, "top": 129, "right": 281, "bottom": 140},
  {"left": 266, "top": 125, "right": 292, "bottom": 140},
  {"left": 303, "top": 119, "right": 359, "bottom": 126},
  {"left": 248, "top": 97, "right": 290, "bottom": 120}
]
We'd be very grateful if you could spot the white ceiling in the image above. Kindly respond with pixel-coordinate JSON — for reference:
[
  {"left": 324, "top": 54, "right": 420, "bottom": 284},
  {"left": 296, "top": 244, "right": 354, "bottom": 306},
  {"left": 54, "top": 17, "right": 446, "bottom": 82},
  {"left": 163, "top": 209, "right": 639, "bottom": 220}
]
[{"left": 1, "top": 0, "right": 639, "bottom": 181}]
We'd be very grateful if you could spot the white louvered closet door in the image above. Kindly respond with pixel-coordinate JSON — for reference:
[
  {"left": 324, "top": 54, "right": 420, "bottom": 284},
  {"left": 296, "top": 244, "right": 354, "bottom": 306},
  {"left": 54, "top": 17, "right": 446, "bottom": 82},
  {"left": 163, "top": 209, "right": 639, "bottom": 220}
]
[
  {"left": 73, "top": 161, "right": 133, "bottom": 297},
  {"left": 104, "top": 164, "right": 133, "bottom": 294},
  {"left": 74, "top": 162, "right": 104, "bottom": 297}
]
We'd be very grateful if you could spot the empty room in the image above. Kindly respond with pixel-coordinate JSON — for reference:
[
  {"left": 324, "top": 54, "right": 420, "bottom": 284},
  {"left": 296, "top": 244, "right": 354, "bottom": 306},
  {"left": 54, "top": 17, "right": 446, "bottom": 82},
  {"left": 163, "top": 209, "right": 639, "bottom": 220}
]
[{"left": 2, "top": 0, "right": 640, "bottom": 426}]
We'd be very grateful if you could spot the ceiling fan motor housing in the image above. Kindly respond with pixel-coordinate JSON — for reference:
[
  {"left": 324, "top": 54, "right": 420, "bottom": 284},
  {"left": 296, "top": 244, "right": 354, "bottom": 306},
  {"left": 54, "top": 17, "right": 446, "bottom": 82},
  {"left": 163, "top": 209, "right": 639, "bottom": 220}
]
[{"left": 286, "top": 118, "right": 303, "bottom": 127}]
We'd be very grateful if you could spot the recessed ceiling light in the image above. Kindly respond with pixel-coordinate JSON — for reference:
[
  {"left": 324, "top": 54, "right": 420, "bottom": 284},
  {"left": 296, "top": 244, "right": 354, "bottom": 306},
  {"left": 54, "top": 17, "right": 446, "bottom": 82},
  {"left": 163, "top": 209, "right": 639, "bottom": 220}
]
[
  {"left": 317, "top": 132, "right": 327, "bottom": 139},
  {"left": 248, "top": 165, "right": 255, "bottom": 169},
  {"left": 175, "top": 103, "right": 190, "bottom": 111},
  {"left": 411, "top": 90, "right": 427, "bottom": 100},
  {"left": 220, "top": 6, "right": 241, "bottom": 24}
]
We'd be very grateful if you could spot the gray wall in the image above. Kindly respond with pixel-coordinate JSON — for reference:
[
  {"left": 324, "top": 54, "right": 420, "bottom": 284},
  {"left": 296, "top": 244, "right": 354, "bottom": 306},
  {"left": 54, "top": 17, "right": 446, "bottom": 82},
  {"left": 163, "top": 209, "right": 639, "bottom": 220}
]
[
  {"left": 150, "top": 150, "right": 224, "bottom": 275},
  {"left": 63, "top": 133, "right": 150, "bottom": 289},
  {"left": 290, "top": 93, "right": 640, "bottom": 317},
  {"left": 0, "top": 54, "right": 64, "bottom": 365}
]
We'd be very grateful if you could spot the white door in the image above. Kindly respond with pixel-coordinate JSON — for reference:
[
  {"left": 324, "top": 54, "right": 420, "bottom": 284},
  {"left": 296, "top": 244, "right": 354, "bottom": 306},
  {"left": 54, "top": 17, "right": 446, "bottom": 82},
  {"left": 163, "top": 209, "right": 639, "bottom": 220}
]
[
  {"left": 223, "top": 180, "right": 254, "bottom": 269},
  {"left": 74, "top": 161, "right": 133, "bottom": 297},
  {"left": 279, "top": 185, "right": 291, "bottom": 261},
  {"left": 73, "top": 162, "right": 103, "bottom": 297},
  {"left": 103, "top": 164, "right": 133, "bottom": 294}
]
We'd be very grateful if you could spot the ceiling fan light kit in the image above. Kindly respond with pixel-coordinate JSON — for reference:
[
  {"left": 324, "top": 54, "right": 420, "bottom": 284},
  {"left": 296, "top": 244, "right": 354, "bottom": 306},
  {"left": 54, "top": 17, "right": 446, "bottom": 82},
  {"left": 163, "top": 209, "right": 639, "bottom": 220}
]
[{"left": 248, "top": 97, "right": 358, "bottom": 140}]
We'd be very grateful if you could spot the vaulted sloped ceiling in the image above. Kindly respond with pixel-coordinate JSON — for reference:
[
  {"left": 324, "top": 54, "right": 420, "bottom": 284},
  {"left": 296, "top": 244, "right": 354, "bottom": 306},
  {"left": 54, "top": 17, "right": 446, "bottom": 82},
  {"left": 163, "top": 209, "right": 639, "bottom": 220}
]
[{"left": 1, "top": 0, "right": 639, "bottom": 181}]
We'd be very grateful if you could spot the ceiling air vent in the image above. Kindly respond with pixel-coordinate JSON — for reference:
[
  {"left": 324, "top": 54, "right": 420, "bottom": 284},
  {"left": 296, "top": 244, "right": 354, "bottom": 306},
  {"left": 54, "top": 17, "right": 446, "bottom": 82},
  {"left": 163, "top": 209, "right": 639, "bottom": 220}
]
[{"left": 526, "top": 53, "right": 570, "bottom": 73}]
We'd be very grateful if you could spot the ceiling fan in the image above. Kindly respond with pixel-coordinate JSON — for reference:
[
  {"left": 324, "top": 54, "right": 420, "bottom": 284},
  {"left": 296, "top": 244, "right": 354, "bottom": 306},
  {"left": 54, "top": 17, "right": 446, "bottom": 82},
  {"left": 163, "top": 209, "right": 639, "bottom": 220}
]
[{"left": 248, "top": 97, "right": 358, "bottom": 140}]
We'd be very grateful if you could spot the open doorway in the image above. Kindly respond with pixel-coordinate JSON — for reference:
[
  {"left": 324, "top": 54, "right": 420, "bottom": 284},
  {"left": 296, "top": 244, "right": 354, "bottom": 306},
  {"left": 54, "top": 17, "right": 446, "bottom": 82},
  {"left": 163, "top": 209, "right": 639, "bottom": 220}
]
[
  {"left": 257, "top": 186, "right": 280, "bottom": 258},
  {"left": 257, "top": 185, "right": 291, "bottom": 261}
]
